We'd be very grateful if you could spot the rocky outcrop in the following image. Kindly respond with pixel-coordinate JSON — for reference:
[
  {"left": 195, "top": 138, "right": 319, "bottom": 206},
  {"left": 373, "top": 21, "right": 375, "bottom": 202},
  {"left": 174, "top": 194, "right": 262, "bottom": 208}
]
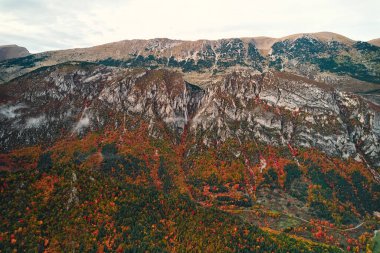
[
  {"left": 1, "top": 63, "right": 379, "bottom": 169},
  {"left": 191, "top": 71, "right": 380, "bottom": 167},
  {"left": 0, "top": 63, "right": 205, "bottom": 149}
]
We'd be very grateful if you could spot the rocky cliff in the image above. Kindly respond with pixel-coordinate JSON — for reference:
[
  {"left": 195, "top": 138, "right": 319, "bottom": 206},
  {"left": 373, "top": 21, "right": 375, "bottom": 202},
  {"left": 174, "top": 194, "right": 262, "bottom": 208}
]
[{"left": 1, "top": 62, "right": 379, "bottom": 171}]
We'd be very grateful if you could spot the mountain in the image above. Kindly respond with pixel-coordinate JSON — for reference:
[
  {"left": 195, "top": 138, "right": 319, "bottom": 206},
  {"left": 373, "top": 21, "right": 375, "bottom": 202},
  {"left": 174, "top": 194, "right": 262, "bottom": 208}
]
[
  {"left": 1, "top": 32, "right": 380, "bottom": 252},
  {"left": 0, "top": 45, "right": 30, "bottom": 62},
  {"left": 1, "top": 32, "right": 379, "bottom": 103},
  {"left": 368, "top": 38, "right": 380, "bottom": 47},
  {"left": 3, "top": 63, "right": 379, "bottom": 167},
  {"left": 248, "top": 32, "right": 355, "bottom": 54}
]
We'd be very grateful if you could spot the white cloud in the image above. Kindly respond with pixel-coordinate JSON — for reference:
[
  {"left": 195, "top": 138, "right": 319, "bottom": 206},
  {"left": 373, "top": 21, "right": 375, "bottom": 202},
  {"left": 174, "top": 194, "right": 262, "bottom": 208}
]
[{"left": 0, "top": 0, "right": 379, "bottom": 53}]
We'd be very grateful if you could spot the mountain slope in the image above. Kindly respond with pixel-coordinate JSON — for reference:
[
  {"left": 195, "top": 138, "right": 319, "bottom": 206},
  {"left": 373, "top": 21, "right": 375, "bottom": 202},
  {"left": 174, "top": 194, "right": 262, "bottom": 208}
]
[
  {"left": 1, "top": 63, "right": 379, "bottom": 168},
  {"left": 0, "top": 32, "right": 379, "bottom": 105},
  {"left": 1, "top": 33, "right": 380, "bottom": 252},
  {"left": 0, "top": 45, "right": 30, "bottom": 62},
  {"left": 368, "top": 38, "right": 380, "bottom": 47}
]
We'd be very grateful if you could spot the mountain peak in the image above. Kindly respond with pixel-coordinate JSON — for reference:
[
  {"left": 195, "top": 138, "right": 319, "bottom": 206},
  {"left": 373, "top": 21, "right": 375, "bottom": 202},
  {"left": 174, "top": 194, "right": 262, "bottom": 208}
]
[
  {"left": 244, "top": 32, "right": 355, "bottom": 55},
  {"left": 0, "top": 44, "right": 30, "bottom": 62},
  {"left": 280, "top": 32, "right": 354, "bottom": 44}
]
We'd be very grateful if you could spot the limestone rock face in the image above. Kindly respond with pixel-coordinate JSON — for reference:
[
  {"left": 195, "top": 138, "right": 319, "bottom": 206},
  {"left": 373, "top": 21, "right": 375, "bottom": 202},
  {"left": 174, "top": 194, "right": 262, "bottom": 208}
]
[
  {"left": 1, "top": 63, "right": 379, "bottom": 169},
  {"left": 189, "top": 71, "right": 380, "bottom": 168}
]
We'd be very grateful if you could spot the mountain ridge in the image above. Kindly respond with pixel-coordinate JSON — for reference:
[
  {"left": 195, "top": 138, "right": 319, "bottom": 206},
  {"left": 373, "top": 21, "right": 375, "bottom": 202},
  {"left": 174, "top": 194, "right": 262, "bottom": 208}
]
[
  {"left": 2, "top": 31, "right": 379, "bottom": 105},
  {"left": 1, "top": 32, "right": 380, "bottom": 252},
  {"left": 12, "top": 31, "right": 360, "bottom": 55}
]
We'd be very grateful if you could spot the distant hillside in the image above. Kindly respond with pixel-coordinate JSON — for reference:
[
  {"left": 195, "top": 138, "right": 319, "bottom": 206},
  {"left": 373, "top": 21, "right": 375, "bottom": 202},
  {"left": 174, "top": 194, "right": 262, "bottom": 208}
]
[
  {"left": 368, "top": 38, "right": 380, "bottom": 47},
  {"left": 1, "top": 32, "right": 379, "bottom": 105},
  {"left": 0, "top": 45, "right": 30, "bottom": 62}
]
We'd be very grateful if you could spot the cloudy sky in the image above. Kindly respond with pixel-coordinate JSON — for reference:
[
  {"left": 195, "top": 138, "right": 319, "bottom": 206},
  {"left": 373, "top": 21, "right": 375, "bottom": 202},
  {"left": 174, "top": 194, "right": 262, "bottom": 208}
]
[{"left": 1, "top": 0, "right": 379, "bottom": 53}]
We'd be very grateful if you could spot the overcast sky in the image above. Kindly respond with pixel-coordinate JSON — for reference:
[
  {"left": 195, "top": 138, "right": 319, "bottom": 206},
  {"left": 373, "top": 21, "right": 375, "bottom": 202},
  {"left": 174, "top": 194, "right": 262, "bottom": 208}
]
[{"left": 1, "top": 0, "right": 379, "bottom": 53}]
